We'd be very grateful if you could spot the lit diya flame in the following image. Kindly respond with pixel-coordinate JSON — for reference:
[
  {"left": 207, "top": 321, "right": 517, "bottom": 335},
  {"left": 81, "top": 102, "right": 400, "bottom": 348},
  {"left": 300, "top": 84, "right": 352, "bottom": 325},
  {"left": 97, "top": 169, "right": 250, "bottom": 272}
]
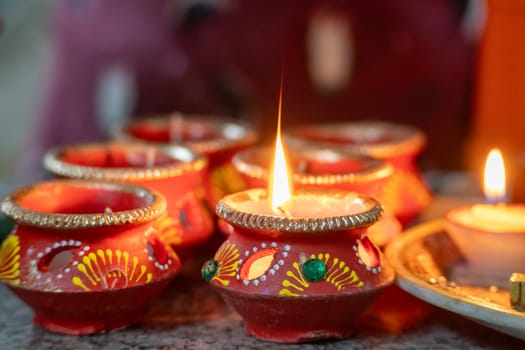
[
  {"left": 268, "top": 77, "right": 294, "bottom": 214},
  {"left": 484, "top": 148, "right": 506, "bottom": 204}
]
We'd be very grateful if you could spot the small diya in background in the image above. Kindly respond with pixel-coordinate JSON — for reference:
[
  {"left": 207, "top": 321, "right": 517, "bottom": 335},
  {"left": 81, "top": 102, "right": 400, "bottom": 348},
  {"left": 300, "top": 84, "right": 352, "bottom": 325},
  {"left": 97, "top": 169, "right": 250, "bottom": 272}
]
[
  {"left": 285, "top": 121, "right": 432, "bottom": 226},
  {"left": 446, "top": 149, "right": 525, "bottom": 277},
  {"left": 0, "top": 180, "right": 181, "bottom": 335},
  {"left": 202, "top": 115, "right": 394, "bottom": 343},
  {"left": 114, "top": 114, "right": 258, "bottom": 207},
  {"left": 43, "top": 142, "right": 214, "bottom": 250},
  {"left": 232, "top": 145, "right": 401, "bottom": 246}
]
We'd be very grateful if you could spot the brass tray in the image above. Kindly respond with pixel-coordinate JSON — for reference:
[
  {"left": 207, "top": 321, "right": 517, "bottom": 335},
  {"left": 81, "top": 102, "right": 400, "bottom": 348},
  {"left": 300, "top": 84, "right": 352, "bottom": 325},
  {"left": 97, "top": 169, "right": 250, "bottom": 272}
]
[{"left": 385, "top": 220, "right": 525, "bottom": 340}]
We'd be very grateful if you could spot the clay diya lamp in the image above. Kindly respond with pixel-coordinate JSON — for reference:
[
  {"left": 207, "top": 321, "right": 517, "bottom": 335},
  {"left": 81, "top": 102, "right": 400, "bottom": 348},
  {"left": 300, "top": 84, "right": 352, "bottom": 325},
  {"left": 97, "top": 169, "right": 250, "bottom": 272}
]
[
  {"left": 285, "top": 121, "right": 432, "bottom": 226},
  {"left": 0, "top": 180, "right": 181, "bottom": 335},
  {"left": 202, "top": 189, "right": 395, "bottom": 343},
  {"left": 114, "top": 115, "right": 258, "bottom": 207},
  {"left": 231, "top": 145, "right": 401, "bottom": 246},
  {"left": 446, "top": 149, "right": 525, "bottom": 277},
  {"left": 43, "top": 142, "right": 214, "bottom": 249}
]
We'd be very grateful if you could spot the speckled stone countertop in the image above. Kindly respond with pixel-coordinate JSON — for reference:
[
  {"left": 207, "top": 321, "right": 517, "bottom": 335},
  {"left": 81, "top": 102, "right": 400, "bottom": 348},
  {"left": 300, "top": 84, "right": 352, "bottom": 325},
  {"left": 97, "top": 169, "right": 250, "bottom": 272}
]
[
  {"left": 1, "top": 194, "right": 525, "bottom": 349},
  {"left": 0, "top": 272, "right": 524, "bottom": 350}
]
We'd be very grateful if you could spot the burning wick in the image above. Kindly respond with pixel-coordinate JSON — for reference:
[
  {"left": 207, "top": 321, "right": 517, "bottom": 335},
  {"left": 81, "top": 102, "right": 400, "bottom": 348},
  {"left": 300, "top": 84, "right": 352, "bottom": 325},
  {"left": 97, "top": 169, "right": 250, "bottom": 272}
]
[
  {"left": 268, "top": 73, "right": 294, "bottom": 214},
  {"left": 277, "top": 206, "right": 292, "bottom": 217},
  {"left": 170, "top": 112, "right": 184, "bottom": 144},
  {"left": 484, "top": 148, "right": 506, "bottom": 204},
  {"left": 145, "top": 146, "right": 156, "bottom": 168}
]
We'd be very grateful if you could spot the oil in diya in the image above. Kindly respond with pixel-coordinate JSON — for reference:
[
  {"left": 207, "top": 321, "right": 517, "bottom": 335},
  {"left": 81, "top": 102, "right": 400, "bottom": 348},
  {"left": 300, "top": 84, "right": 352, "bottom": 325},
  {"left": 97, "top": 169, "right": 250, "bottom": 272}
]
[{"left": 201, "top": 93, "right": 394, "bottom": 343}]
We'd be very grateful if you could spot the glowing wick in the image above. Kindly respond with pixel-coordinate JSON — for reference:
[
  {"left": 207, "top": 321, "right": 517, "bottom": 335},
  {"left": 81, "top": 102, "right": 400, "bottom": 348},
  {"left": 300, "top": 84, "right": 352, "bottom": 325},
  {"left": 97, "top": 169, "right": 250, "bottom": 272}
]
[
  {"left": 268, "top": 77, "right": 293, "bottom": 213},
  {"left": 483, "top": 148, "right": 506, "bottom": 204}
]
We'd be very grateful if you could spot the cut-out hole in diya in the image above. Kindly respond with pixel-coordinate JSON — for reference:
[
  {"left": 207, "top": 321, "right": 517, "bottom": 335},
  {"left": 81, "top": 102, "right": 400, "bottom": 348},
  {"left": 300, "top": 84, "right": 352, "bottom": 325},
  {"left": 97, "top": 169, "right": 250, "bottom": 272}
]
[
  {"left": 240, "top": 248, "right": 278, "bottom": 280},
  {"left": 357, "top": 236, "right": 380, "bottom": 269},
  {"left": 147, "top": 235, "right": 170, "bottom": 265},
  {"left": 38, "top": 248, "right": 77, "bottom": 273}
]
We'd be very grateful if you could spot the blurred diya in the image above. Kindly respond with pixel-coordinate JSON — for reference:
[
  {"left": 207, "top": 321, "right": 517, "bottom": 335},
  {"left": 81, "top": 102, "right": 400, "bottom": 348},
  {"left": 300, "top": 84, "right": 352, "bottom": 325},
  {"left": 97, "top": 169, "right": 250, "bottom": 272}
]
[
  {"left": 0, "top": 180, "right": 180, "bottom": 335},
  {"left": 114, "top": 115, "right": 258, "bottom": 206},
  {"left": 446, "top": 149, "right": 525, "bottom": 276},
  {"left": 285, "top": 121, "right": 432, "bottom": 226},
  {"left": 231, "top": 145, "right": 401, "bottom": 246},
  {"left": 44, "top": 142, "right": 213, "bottom": 248}
]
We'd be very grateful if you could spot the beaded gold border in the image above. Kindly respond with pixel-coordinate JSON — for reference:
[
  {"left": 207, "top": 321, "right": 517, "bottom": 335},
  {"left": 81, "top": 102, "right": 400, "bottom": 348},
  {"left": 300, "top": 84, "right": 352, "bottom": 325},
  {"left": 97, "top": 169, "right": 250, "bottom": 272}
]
[
  {"left": 43, "top": 142, "right": 207, "bottom": 181},
  {"left": 216, "top": 188, "right": 383, "bottom": 233},
  {"left": 114, "top": 115, "right": 258, "bottom": 155},
  {"left": 285, "top": 122, "right": 426, "bottom": 159},
  {"left": 1, "top": 180, "right": 166, "bottom": 229},
  {"left": 232, "top": 146, "right": 393, "bottom": 185}
]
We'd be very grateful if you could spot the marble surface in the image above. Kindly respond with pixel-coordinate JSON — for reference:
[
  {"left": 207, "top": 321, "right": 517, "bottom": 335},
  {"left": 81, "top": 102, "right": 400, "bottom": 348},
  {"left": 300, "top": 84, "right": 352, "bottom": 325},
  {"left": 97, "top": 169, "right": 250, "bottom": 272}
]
[{"left": 1, "top": 271, "right": 524, "bottom": 350}]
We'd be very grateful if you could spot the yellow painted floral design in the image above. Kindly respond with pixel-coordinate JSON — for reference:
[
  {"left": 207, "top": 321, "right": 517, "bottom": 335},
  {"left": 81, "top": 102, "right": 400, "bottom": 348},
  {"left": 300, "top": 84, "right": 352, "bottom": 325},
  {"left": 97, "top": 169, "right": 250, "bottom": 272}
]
[
  {"left": 72, "top": 249, "right": 152, "bottom": 291},
  {"left": 211, "top": 164, "right": 246, "bottom": 202},
  {"left": 212, "top": 243, "right": 239, "bottom": 286},
  {"left": 154, "top": 212, "right": 182, "bottom": 245},
  {"left": 0, "top": 235, "right": 20, "bottom": 285},
  {"left": 279, "top": 262, "right": 309, "bottom": 297},
  {"left": 279, "top": 253, "right": 363, "bottom": 297}
]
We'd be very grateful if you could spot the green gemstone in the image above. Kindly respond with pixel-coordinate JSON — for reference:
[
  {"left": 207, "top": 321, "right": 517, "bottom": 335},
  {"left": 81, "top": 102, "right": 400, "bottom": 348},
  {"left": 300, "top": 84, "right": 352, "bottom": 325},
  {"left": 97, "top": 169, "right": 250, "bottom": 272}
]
[
  {"left": 201, "top": 259, "right": 219, "bottom": 282},
  {"left": 302, "top": 258, "right": 326, "bottom": 282}
]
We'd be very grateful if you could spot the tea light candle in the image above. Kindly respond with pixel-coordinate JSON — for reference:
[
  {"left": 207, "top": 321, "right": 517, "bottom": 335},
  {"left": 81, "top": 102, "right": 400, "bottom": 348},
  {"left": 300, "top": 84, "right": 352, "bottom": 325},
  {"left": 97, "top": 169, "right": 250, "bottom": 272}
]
[{"left": 445, "top": 148, "right": 525, "bottom": 275}]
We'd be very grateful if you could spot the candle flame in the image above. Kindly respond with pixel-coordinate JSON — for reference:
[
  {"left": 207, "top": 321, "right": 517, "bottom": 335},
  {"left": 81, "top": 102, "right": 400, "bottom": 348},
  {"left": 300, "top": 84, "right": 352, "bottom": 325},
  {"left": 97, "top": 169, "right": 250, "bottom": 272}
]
[
  {"left": 268, "top": 77, "right": 293, "bottom": 212},
  {"left": 483, "top": 148, "right": 506, "bottom": 204}
]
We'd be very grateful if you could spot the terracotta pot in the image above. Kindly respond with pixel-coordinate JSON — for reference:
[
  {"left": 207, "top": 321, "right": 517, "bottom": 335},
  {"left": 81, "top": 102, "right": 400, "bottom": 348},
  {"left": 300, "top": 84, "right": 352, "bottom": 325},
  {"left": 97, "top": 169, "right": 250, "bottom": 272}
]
[
  {"left": 231, "top": 145, "right": 401, "bottom": 246},
  {"left": 0, "top": 180, "right": 181, "bottom": 335},
  {"left": 43, "top": 142, "right": 214, "bottom": 248},
  {"left": 202, "top": 189, "right": 395, "bottom": 343},
  {"left": 285, "top": 122, "right": 432, "bottom": 226},
  {"left": 114, "top": 115, "right": 258, "bottom": 206}
]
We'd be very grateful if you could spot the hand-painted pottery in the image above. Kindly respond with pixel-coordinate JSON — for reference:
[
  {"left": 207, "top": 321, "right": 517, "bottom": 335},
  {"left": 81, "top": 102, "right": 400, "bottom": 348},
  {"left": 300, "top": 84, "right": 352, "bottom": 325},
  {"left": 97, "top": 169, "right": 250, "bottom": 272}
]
[
  {"left": 43, "top": 142, "right": 214, "bottom": 248},
  {"left": 231, "top": 146, "right": 401, "bottom": 246},
  {"left": 285, "top": 122, "right": 432, "bottom": 226},
  {"left": 0, "top": 180, "right": 181, "bottom": 335},
  {"left": 114, "top": 115, "right": 258, "bottom": 207},
  {"left": 202, "top": 189, "right": 395, "bottom": 343}
]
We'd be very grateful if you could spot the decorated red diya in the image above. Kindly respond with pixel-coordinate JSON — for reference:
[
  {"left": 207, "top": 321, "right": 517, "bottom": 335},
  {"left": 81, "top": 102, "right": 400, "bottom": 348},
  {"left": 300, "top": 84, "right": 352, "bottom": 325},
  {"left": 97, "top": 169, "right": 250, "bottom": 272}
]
[
  {"left": 0, "top": 180, "right": 181, "bottom": 335},
  {"left": 114, "top": 115, "right": 258, "bottom": 206},
  {"left": 43, "top": 142, "right": 214, "bottom": 248},
  {"left": 285, "top": 122, "right": 432, "bottom": 226},
  {"left": 202, "top": 189, "right": 395, "bottom": 343},
  {"left": 204, "top": 94, "right": 395, "bottom": 342},
  {"left": 231, "top": 145, "right": 401, "bottom": 246}
]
